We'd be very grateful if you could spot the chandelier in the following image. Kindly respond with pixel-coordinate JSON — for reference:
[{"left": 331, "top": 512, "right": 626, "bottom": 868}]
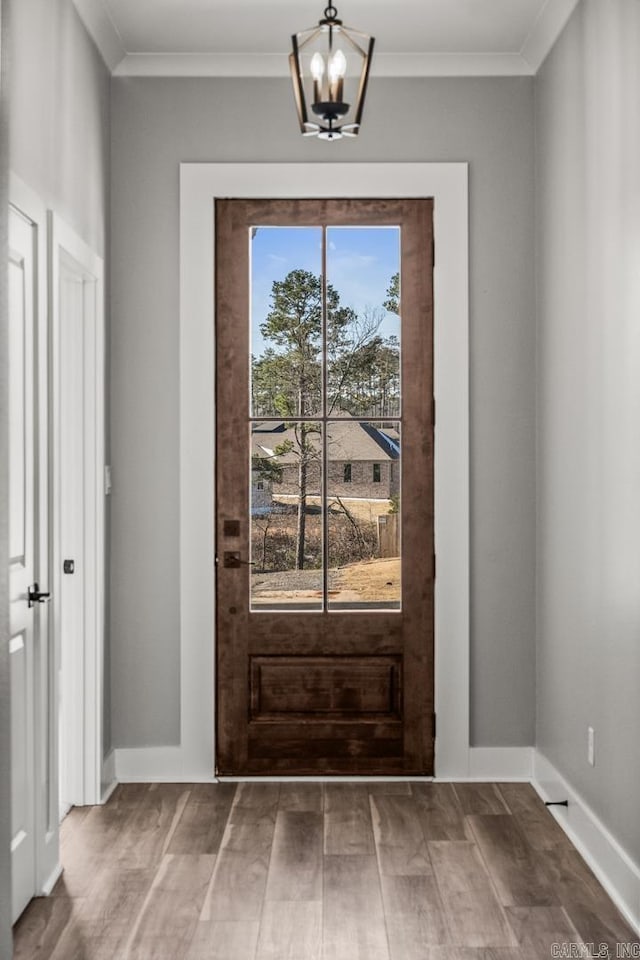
[{"left": 289, "top": 4, "right": 375, "bottom": 141}]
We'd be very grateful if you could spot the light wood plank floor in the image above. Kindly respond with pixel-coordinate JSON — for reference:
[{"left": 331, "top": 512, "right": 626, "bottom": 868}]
[{"left": 13, "top": 782, "right": 638, "bottom": 959}]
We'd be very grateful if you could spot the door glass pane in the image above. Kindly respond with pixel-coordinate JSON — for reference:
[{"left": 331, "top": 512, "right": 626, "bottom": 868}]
[
  {"left": 250, "top": 227, "right": 323, "bottom": 418},
  {"left": 327, "top": 421, "right": 401, "bottom": 610},
  {"left": 326, "top": 227, "right": 401, "bottom": 418},
  {"left": 251, "top": 420, "right": 323, "bottom": 610},
  {"left": 249, "top": 224, "right": 402, "bottom": 613}
]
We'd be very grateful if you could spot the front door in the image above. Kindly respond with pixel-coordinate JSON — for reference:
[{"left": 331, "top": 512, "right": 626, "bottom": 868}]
[{"left": 215, "top": 198, "right": 434, "bottom": 776}]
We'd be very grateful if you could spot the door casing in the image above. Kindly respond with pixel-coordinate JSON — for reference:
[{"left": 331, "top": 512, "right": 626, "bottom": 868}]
[{"left": 115, "top": 162, "right": 469, "bottom": 782}]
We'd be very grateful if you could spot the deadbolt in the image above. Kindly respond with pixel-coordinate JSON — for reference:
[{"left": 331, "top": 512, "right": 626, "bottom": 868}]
[{"left": 63, "top": 559, "right": 75, "bottom": 574}]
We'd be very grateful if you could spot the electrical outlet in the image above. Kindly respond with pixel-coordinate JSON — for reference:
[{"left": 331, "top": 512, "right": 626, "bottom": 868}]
[{"left": 587, "top": 726, "right": 595, "bottom": 766}]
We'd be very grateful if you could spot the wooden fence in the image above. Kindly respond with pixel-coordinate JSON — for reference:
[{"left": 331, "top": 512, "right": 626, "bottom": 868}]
[{"left": 377, "top": 513, "right": 400, "bottom": 558}]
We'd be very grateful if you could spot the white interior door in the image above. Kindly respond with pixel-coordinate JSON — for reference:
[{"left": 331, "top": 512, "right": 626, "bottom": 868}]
[
  {"left": 50, "top": 216, "right": 105, "bottom": 812},
  {"left": 9, "top": 206, "right": 38, "bottom": 923}
]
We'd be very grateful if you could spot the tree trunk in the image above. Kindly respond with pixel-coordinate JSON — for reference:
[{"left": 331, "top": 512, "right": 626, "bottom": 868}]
[
  {"left": 295, "top": 392, "right": 308, "bottom": 571},
  {"left": 296, "top": 454, "right": 307, "bottom": 570}
]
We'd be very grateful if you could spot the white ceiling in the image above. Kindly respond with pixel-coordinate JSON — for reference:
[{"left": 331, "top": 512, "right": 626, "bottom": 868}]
[{"left": 73, "top": 0, "right": 582, "bottom": 76}]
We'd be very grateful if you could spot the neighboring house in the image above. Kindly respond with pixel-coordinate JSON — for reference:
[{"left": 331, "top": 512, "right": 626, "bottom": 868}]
[
  {"left": 252, "top": 420, "right": 400, "bottom": 502},
  {"left": 250, "top": 473, "right": 273, "bottom": 515}
]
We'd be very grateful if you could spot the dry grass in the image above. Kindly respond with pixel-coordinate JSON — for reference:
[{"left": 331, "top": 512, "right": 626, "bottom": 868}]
[
  {"left": 335, "top": 557, "right": 401, "bottom": 601},
  {"left": 274, "top": 495, "right": 393, "bottom": 524}
]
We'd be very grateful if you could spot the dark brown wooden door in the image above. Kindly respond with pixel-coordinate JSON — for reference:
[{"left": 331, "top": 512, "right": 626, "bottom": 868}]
[{"left": 215, "top": 198, "right": 434, "bottom": 775}]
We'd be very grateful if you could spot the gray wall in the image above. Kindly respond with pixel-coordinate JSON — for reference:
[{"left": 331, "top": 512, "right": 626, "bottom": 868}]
[
  {"left": 1, "top": 0, "right": 12, "bottom": 951},
  {"left": 9, "top": 0, "right": 110, "bottom": 256},
  {"left": 535, "top": 0, "right": 640, "bottom": 861},
  {"left": 8, "top": 0, "right": 112, "bottom": 758},
  {"left": 110, "top": 76, "right": 536, "bottom": 748}
]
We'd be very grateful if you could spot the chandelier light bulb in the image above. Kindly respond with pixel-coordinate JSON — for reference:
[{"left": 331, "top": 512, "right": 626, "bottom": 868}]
[
  {"left": 328, "top": 49, "right": 346, "bottom": 101},
  {"left": 310, "top": 52, "right": 325, "bottom": 80},
  {"left": 328, "top": 49, "right": 347, "bottom": 81},
  {"left": 310, "top": 51, "right": 325, "bottom": 102}
]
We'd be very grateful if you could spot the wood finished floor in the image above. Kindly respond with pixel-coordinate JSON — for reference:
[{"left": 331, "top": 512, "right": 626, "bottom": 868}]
[{"left": 13, "top": 781, "right": 638, "bottom": 960}]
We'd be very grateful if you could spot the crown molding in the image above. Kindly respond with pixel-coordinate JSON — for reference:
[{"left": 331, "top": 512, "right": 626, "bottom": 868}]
[
  {"left": 375, "top": 53, "right": 533, "bottom": 77},
  {"left": 72, "top": 0, "right": 126, "bottom": 72},
  {"left": 74, "top": 0, "right": 580, "bottom": 79},
  {"left": 113, "top": 51, "right": 534, "bottom": 79},
  {"left": 520, "top": 0, "right": 582, "bottom": 71}
]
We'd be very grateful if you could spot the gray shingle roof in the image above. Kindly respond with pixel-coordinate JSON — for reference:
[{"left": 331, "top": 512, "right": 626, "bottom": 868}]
[{"left": 252, "top": 421, "right": 400, "bottom": 464}]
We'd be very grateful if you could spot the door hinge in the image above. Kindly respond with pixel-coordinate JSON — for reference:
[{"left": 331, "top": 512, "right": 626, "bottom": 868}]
[
  {"left": 433, "top": 711, "right": 437, "bottom": 739},
  {"left": 432, "top": 396, "right": 436, "bottom": 428},
  {"left": 433, "top": 553, "right": 436, "bottom": 579}
]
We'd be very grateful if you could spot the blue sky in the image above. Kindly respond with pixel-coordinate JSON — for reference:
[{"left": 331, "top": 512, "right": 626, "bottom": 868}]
[{"left": 250, "top": 226, "right": 400, "bottom": 357}]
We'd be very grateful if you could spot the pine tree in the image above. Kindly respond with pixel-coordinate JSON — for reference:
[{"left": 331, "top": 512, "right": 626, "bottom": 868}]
[{"left": 252, "top": 268, "right": 400, "bottom": 569}]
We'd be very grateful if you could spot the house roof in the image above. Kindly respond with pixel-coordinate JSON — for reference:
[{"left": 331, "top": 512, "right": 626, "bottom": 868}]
[{"left": 252, "top": 421, "right": 400, "bottom": 465}]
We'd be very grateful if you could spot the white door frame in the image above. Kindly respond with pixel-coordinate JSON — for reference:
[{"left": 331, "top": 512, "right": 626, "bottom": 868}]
[
  {"left": 9, "top": 175, "right": 59, "bottom": 900},
  {"left": 49, "top": 213, "right": 105, "bottom": 807},
  {"left": 115, "top": 162, "right": 472, "bottom": 782}
]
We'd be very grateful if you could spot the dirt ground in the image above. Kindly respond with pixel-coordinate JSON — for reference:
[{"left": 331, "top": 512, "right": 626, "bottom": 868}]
[{"left": 251, "top": 556, "right": 400, "bottom": 603}]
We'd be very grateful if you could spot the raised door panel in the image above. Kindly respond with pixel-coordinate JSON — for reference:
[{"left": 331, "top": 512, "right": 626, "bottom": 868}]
[{"left": 10, "top": 632, "right": 34, "bottom": 920}]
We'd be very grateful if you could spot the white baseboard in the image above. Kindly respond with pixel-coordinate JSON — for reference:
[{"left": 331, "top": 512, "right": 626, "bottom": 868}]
[
  {"left": 533, "top": 750, "right": 640, "bottom": 936},
  {"left": 114, "top": 745, "right": 534, "bottom": 783},
  {"left": 114, "top": 746, "right": 216, "bottom": 783},
  {"left": 40, "top": 862, "right": 63, "bottom": 897},
  {"left": 101, "top": 778, "right": 118, "bottom": 803},
  {"left": 435, "top": 746, "right": 534, "bottom": 781},
  {"left": 101, "top": 750, "right": 118, "bottom": 802},
  {"left": 467, "top": 746, "right": 533, "bottom": 780}
]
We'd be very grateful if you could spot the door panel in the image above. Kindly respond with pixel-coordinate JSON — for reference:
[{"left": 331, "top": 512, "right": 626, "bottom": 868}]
[
  {"left": 9, "top": 207, "right": 37, "bottom": 921},
  {"left": 249, "top": 655, "right": 402, "bottom": 719},
  {"left": 215, "top": 198, "right": 434, "bottom": 776}
]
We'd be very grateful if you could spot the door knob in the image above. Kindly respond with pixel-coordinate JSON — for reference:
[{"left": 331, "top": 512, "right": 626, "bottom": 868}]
[
  {"left": 27, "top": 583, "right": 51, "bottom": 607},
  {"left": 220, "top": 552, "right": 255, "bottom": 569}
]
